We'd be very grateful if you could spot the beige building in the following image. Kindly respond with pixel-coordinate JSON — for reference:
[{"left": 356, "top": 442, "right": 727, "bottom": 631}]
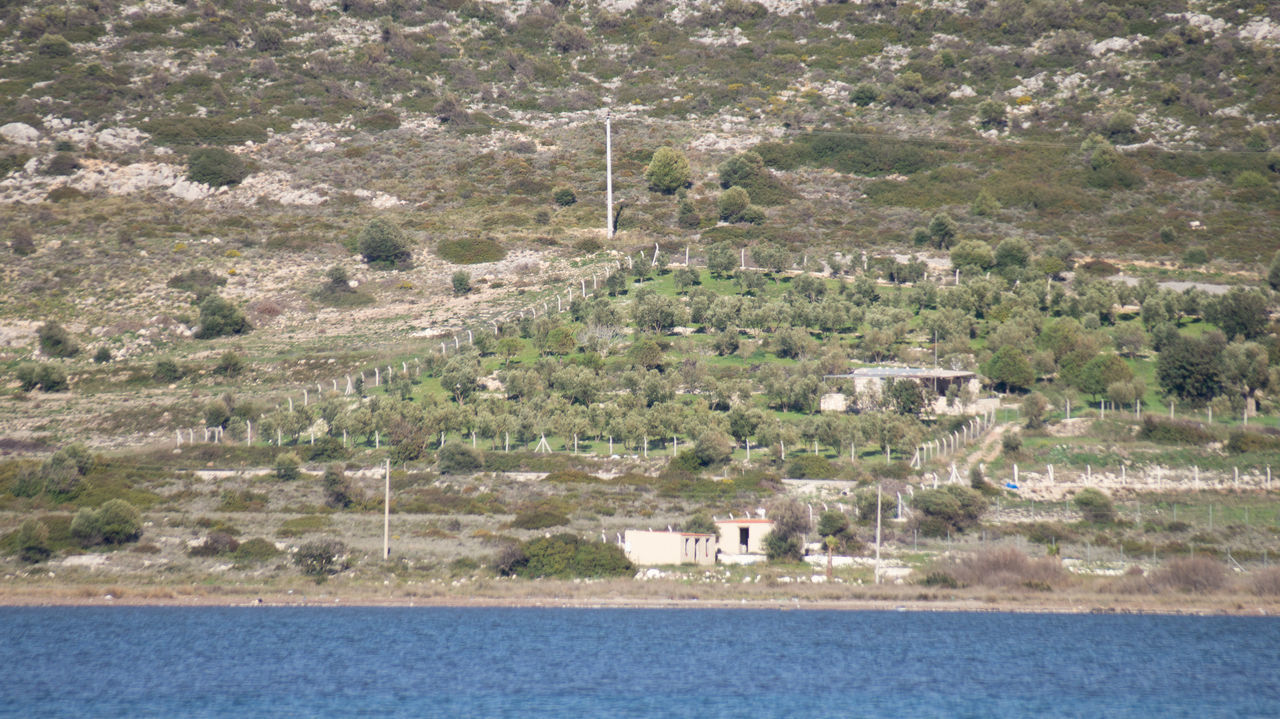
[
  {"left": 715, "top": 518, "right": 774, "bottom": 555},
  {"left": 823, "top": 367, "right": 981, "bottom": 416},
  {"left": 623, "top": 529, "right": 717, "bottom": 566}
]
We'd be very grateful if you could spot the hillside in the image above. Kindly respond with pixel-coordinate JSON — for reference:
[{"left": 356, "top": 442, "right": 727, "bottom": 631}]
[{"left": 1, "top": 0, "right": 1279, "bottom": 605}]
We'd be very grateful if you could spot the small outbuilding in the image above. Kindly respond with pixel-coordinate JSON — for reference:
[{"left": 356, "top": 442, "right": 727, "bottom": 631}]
[
  {"left": 623, "top": 529, "right": 718, "bottom": 566},
  {"left": 714, "top": 518, "right": 774, "bottom": 556}
]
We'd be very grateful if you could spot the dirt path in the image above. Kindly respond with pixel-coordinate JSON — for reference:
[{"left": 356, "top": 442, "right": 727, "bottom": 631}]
[{"left": 960, "top": 421, "right": 1015, "bottom": 478}]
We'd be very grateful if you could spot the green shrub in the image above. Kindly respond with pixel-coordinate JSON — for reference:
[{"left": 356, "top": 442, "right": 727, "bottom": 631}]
[
  {"left": 692, "top": 430, "right": 733, "bottom": 466},
  {"left": 1226, "top": 430, "right": 1280, "bottom": 454},
  {"left": 716, "top": 182, "right": 752, "bottom": 220},
  {"left": 1181, "top": 246, "right": 1209, "bottom": 266},
  {"left": 274, "top": 452, "right": 302, "bottom": 481},
  {"left": 912, "top": 485, "right": 987, "bottom": 536},
  {"left": 437, "top": 443, "right": 483, "bottom": 474},
  {"left": 553, "top": 186, "right": 577, "bottom": 206},
  {"left": 9, "top": 226, "right": 35, "bottom": 255},
  {"left": 451, "top": 270, "right": 471, "bottom": 295},
  {"left": 278, "top": 515, "right": 332, "bottom": 537},
  {"left": 187, "top": 147, "right": 249, "bottom": 187},
  {"left": 850, "top": 83, "right": 879, "bottom": 106},
  {"left": 167, "top": 268, "right": 227, "bottom": 298},
  {"left": 358, "top": 219, "right": 412, "bottom": 269},
  {"left": 645, "top": 147, "right": 692, "bottom": 194},
  {"left": 507, "top": 533, "right": 633, "bottom": 578},
  {"left": 92, "top": 347, "right": 112, "bottom": 363},
  {"left": 1138, "top": 417, "right": 1216, "bottom": 445},
  {"left": 510, "top": 509, "right": 570, "bottom": 530},
  {"left": 46, "top": 187, "right": 86, "bottom": 203},
  {"left": 15, "top": 519, "right": 51, "bottom": 563},
  {"left": 45, "top": 153, "right": 80, "bottom": 176},
  {"left": 1072, "top": 488, "right": 1115, "bottom": 523},
  {"left": 321, "top": 465, "right": 355, "bottom": 508},
  {"left": 72, "top": 499, "right": 142, "bottom": 546},
  {"left": 214, "top": 351, "right": 244, "bottom": 377},
  {"left": 194, "top": 294, "right": 250, "bottom": 339},
  {"left": 294, "top": 538, "right": 348, "bottom": 576},
  {"left": 218, "top": 489, "right": 268, "bottom": 512},
  {"left": 142, "top": 117, "right": 267, "bottom": 147},
  {"left": 153, "top": 359, "right": 183, "bottom": 382},
  {"left": 38, "top": 321, "right": 78, "bottom": 357},
  {"left": 437, "top": 237, "right": 505, "bottom": 264},
  {"left": 357, "top": 110, "right": 400, "bottom": 132},
  {"left": 36, "top": 33, "right": 73, "bottom": 58},
  {"left": 232, "top": 537, "right": 280, "bottom": 563},
  {"left": 16, "top": 363, "right": 69, "bottom": 392},
  {"left": 786, "top": 454, "right": 837, "bottom": 479}
]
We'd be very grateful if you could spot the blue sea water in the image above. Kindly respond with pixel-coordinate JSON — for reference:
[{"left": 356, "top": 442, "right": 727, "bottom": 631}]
[{"left": 2, "top": 606, "right": 1278, "bottom": 718}]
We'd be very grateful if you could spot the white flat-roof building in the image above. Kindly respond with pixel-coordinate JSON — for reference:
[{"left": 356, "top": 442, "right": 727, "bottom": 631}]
[{"left": 623, "top": 529, "right": 717, "bottom": 566}]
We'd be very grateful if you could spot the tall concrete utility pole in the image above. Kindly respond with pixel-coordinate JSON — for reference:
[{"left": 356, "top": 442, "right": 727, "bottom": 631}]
[
  {"left": 383, "top": 458, "right": 390, "bottom": 560},
  {"left": 605, "top": 109, "right": 614, "bottom": 239}
]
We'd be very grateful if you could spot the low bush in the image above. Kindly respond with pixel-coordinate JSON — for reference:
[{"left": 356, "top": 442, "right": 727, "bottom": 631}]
[
  {"left": 510, "top": 508, "right": 570, "bottom": 530},
  {"left": 143, "top": 117, "right": 267, "bottom": 147},
  {"left": 1138, "top": 417, "right": 1216, "bottom": 446},
  {"left": 14, "top": 519, "right": 51, "bottom": 563},
  {"left": 1152, "top": 556, "right": 1227, "bottom": 593},
  {"left": 500, "top": 533, "right": 633, "bottom": 578},
  {"left": 294, "top": 538, "right": 348, "bottom": 576},
  {"left": 786, "top": 455, "right": 837, "bottom": 479},
  {"left": 188, "top": 531, "right": 239, "bottom": 557},
  {"left": 194, "top": 294, "right": 250, "bottom": 339},
  {"left": 278, "top": 515, "right": 332, "bottom": 538},
  {"left": 437, "top": 444, "right": 483, "bottom": 474},
  {"left": 1072, "top": 488, "right": 1116, "bottom": 524},
  {"left": 358, "top": 219, "right": 411, "bottom": 269},
  {"left": 167, "top": 268, "right": 227, "bottom": 298},
  {"left": 15, "top": 363, "right": 69, "bottom": 392},
  {"left": 1226, "top": 430, "right": 1280, "bottom": 454},
  {"left": 187, "top": 147, "right": 249, "bottom": 187},
  {"left": 274, "top": 452, "right": 302, "bottom": 481},
  {"left": 71, "top": 499, "right": 142, "bottom": 546},
  {"left": 437, "top": 237, "right": 506, "bottom": 264},
  {"left": 357, "top": 111, "right": 400, "bottom": 132},
  {"left": 911, "top": 485, "right": 988, "bottom": 537},
  {"left": 553, "top": 186, "right": 576, "bottom": 206},
  {"left": 153, "top": 359, "right": 183, "bottom": 383},
  {"left": 218, "top": 489, "right": 268, "bottom": 512},
  {"left": 232, "top": 537, "right": 280, "bottom": 563},
  {"left": 38, "top": 321, "right": 78, "bottom": 358}
]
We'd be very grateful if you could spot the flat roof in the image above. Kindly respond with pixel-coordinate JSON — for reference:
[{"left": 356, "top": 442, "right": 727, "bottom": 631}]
[
  {"left": 825, "top": 367, "right": 974, "bottom": 380},
  {"left": 627, "top": 529, "right": 717, "bottom": 537},
  {"left": 714, "top": 518, "right": 774, "bottom": 524}
]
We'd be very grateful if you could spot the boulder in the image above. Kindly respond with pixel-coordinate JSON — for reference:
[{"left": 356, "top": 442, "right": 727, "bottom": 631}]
[{"left": 0, "top": 122, "right": 39, "bottom": 146}]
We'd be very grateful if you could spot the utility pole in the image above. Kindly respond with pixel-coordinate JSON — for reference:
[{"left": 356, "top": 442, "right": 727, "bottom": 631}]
[
  {"left": 383, "top": 458, "right": 390, "bottom": 560},
  {"left": 605, "top": 109, "right": 614, "bottom": 239},
  {"left": 874, "top": 483, "right": 883, "bottom": 585}
]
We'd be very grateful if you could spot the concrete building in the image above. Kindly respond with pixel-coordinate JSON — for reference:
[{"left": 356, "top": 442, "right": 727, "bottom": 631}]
[
  {"left": 623, "top": 529, "right": 717, "bottom": 566},
  {"left": 823, "top": 366, "right": 981, "bottom": 416},
  {"left": 714, "top": 518, "right": 774, "bottom": 556}
]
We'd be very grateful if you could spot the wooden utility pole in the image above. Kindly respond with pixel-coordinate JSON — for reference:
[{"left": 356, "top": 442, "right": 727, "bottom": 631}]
[{"left": 383, "top": 458, "right": 390, "bottom": 560}]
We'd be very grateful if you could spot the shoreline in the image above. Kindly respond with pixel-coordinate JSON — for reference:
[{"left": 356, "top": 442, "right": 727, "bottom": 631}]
[{"left": 1, "top": 587, "right": 1274, "bottom": 616}]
